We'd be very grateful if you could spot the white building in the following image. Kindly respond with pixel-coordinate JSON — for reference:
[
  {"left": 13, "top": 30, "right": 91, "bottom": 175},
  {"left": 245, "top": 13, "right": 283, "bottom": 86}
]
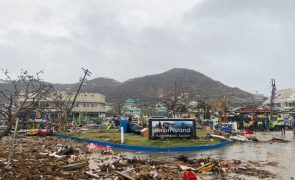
[
  {"left": 18, "top": 91, "right": 106, "bottom": 123},
  {"left": 72, "top": 93, "right": 106, "bottom": 122},
  {"left": 263, "top": 88, "right": 295, "bottom": 111}
]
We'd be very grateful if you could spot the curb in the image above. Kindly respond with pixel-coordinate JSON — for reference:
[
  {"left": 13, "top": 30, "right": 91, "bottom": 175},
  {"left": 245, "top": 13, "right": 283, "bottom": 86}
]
[{"left": 53, "top": 134, "right": 230, "bottom": 152}]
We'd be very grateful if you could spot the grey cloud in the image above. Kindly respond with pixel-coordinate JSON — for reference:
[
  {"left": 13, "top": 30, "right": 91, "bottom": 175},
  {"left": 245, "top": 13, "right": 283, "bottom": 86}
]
[
  {"left": 1, "top": 0, "right": 295, "bottom": 95},
  {"left": 176, "top": 0, "right": 295, "bottom": 93}
]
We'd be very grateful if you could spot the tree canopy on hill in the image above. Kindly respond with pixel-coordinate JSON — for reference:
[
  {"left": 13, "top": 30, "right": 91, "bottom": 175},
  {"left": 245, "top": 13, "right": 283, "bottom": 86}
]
[{"left": 0, "top": 68, "right": 254, "bottom": 106}]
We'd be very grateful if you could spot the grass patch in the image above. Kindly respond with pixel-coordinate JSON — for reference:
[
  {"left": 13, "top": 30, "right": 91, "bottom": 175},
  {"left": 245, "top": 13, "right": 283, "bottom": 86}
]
[{"left": 62, "top": 129, "right": 217, "bottom": 147}]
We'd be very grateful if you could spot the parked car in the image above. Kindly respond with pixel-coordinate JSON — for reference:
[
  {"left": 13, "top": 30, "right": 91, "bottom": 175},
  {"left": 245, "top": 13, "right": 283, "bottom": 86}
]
[
  {"left": 270, "top": 119, "right": 290, "bottom": 131},
  {"left": 257, "top": 118, "right": 291, "bottom": 131},
  {"left": 26, "top": 129, "right": 39, "bottom": 136}
]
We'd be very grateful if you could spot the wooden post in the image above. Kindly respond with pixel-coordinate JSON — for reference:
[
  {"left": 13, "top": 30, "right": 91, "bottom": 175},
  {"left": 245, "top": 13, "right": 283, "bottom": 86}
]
[{"left": 7, "top": 118, "right": 19, "bottom": 166}]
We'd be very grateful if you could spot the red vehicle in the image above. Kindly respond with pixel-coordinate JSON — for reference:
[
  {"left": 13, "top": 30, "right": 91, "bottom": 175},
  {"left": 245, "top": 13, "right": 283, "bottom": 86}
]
[{"left": 38, "top": 129, "right": 53, "bottom": 136}]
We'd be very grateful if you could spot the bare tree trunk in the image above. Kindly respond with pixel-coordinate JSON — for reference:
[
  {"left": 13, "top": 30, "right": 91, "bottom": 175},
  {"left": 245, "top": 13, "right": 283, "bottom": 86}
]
[{"left": 58, "top": 114, "right": 68, "bottom": 131}]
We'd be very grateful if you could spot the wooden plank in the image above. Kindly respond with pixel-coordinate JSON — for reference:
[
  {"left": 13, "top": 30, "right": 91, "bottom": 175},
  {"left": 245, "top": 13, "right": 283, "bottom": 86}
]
[
  {"left": 194, "top": 162, "right": 213, "bottom": 172},
  {"left": 85, "top": 172, "right": 100, "bottom": 178},
  {"left": 63, "top": 162, "right": 88, "bottom": 171},
  {"left": 115, "top": 171, "right": 136, "bottom": 180}
]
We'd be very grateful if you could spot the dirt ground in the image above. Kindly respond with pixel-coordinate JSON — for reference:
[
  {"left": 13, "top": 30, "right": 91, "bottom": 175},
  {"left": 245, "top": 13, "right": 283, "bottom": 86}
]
[
  {"left": 0, "top": 136, "right": 90, "bottom": 180},
  {"left": 0, "top": 136, "right": 278, "bottom": 180}
]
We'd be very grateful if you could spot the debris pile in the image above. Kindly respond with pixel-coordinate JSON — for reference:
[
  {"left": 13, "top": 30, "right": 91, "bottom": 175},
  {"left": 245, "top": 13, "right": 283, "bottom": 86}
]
[
  {"left": 0, "top": 136, "right": 277, "bottom": 179},
  {"left": 0, "top": 136, "right": 90, "bottom": 179},
  {"left": 211, "top": 126, "right": 293, "bottom": 144},
  {"left": 85, "top": 153, "right": 276, "bottom": 179},
  {"left": 174, "top": 155, "right": 276, "bottom": 179}
]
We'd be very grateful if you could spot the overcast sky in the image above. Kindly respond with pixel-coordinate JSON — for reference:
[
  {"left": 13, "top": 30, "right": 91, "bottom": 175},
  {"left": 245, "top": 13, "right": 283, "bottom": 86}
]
[{"left": 1, "top": 0, "right": 295, "bottom": 95}]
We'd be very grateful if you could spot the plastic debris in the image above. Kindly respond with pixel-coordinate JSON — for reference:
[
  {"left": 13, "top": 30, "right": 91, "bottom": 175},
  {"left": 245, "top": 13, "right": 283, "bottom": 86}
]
[{"left": 183, "top": 171, "right": 197, "bottom": 180}]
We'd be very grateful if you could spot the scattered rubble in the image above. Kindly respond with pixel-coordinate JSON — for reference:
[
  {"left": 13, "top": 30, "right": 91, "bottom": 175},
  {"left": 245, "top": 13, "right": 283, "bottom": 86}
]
[
  {"left": 0, "top": 136, "right": 278, "bottom": 179},
  {"left": 269, "top": 137, "right": 291, "bottom": 143},
  {"left": 0, "top": 136, "right": 89, "bottom": 179}
]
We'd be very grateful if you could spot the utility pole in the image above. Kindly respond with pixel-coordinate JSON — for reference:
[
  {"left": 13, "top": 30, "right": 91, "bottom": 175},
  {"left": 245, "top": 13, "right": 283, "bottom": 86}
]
[
  {"left": 173, "top": 82, "right": 177, "bottom": 118},
  {"left": 253, "top": 91, "right": 258, "bottom": 107},
  {"left": 68, "top": 68, "right": 92, "bottom": 114},
  {"left": 270, "top": 79, "right": 276, "bottom": 127}
]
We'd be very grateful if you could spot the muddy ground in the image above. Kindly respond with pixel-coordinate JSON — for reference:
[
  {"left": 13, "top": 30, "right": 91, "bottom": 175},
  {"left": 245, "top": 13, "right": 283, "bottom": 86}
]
[
  {"left": 181, "top": 131, "right": 295, "bottom": 180},
  {"left": 0, "top": 135, "right": 282, "bottom": 180},
  {"left": 138, "top": 131, "right": 295, "bottom": 180}
]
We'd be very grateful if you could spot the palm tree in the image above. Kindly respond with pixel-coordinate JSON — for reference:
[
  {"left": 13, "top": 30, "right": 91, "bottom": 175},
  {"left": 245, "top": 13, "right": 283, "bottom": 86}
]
[
  {"left": 197, "top": 101, "right": 211, "bottom": 119},
  {"left": 216, "top": 98, "right": 229, "bottom": 125}
]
